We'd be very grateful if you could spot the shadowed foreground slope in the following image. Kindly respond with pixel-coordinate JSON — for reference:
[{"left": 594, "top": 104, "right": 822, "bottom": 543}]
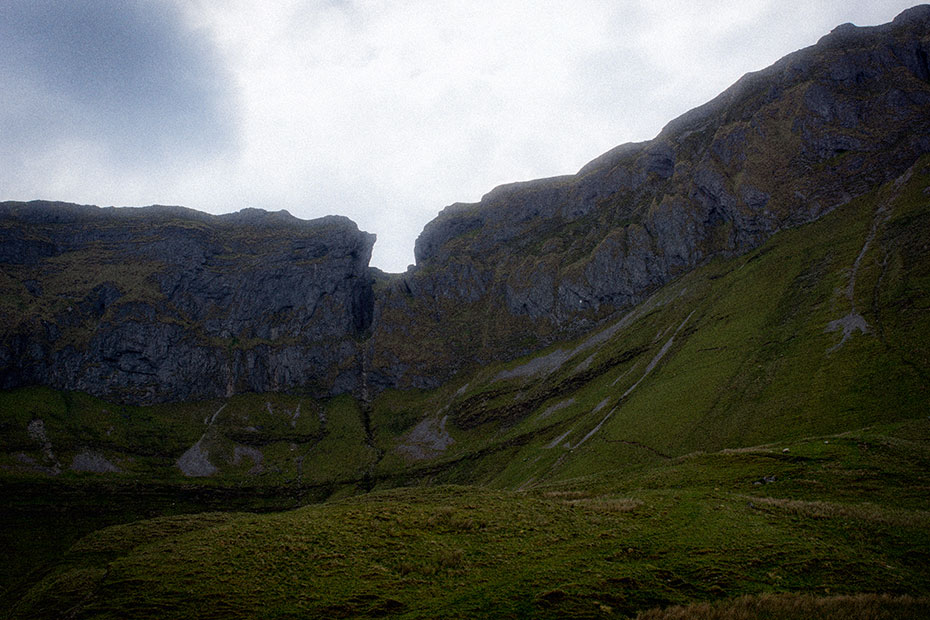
[{"left": 8, "top": 420, "right": 929, "bottom": 618}]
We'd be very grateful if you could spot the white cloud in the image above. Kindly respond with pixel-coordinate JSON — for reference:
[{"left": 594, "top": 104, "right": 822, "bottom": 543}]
[{"left": 2, "top": 0, "right": 920, "bottom": 271}]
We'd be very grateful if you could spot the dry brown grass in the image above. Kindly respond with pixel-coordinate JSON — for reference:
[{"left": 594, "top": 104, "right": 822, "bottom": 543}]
[
  {"left": 636, "top": 593, "right": 930, "bottom": 620},
  {"left": 424, "top": 505, "right": 482, "bottom": 532},
  {"left": 719, "top": 447, "right": 779, "bottom": 455},
  {"left": 565, "top": 496, "right": 644, "bottom": 513},
  {"left": 542, "top": 490, "right": 592, "bottom": 499},
  {"left": 744, "top": 496, "right": 930, "bottom": 528},
  {"left": 542, "top": 489, "right": 643, "bottom": 512}
]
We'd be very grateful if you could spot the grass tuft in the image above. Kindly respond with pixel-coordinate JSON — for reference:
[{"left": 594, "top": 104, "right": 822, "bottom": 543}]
[{"left": 636, "top": 593, "right": 930, "bottom": 620}]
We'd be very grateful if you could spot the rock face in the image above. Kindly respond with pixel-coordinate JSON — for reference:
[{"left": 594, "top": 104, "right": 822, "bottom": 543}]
[
  {"left": 369, "top": 6, "right": 930, "bottom": 389},
  {"left": 2, "top": 8, "right": 930, "bottom": 402},
  {"left": 0, "top": 203, "right": 375, "bottom": 403}
]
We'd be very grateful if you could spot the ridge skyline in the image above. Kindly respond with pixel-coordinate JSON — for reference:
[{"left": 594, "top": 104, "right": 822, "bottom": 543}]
[{"left": 1, "top": 2, "right": 922, "bottom": 272}]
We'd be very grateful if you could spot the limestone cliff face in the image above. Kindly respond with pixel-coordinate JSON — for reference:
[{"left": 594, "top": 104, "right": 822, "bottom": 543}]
[
  {"left": 369, "top": 6, "right": 930, "bottom": 389},
  {"left": 0, "top": 203, "right": 374, "bottom": 403},
  {"left": 2, "top": 8, "right": 930, "bottom": 403}
]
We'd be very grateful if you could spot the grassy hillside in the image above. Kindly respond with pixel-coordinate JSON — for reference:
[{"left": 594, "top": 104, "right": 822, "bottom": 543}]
[
  {"left": 363, "top": 156, "right": 930, "bottom": 490},
  {"left": 7, "top": 419, "right": 929, "bottom": 618},
  {"left": 2, "top": 157, "right": 929, "bottom": 617}
]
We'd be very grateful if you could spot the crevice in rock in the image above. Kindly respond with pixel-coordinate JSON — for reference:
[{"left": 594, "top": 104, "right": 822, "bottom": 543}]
[{"left": 358, "top": 341, "right": 383, "bottom": 491}]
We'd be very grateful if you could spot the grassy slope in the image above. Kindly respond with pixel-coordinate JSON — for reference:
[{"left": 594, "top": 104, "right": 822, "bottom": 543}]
[
  {"left": 2, "top": 159, "right": 929, "bottom": 617},
  {"left": 362, "top": 157, "right": 929, "bottom": 492},
  {"left": 0, "top": 390, "right": 376, "bottom": 608},
  {"left": 7, "top": 419, "right": 929, "bottom": 619}
]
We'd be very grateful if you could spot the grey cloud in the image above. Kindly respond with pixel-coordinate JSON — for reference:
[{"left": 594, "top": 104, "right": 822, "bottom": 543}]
[{"left": 0, "top": 0, "right": 238, "bottom": 167}]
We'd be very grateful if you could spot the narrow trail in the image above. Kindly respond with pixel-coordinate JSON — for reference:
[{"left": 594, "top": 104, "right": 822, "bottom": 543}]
[
  {"left": 620, "top": 310, "right": 695, "bottom": 400},
  {"left": 603, "top": 439, "right": 671, "bottom": 459},
  {"left": 572, "top": 310, "right": 695, "bottom": 451},
  {"left": 826, "top": 168, "right": 912, "bottom": 351},
  {"left": 534, "top": 310, "right": 695, "bottom": 486}
]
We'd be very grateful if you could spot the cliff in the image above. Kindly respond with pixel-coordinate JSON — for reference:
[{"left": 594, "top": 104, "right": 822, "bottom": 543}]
[
  {"left": 369, "top": 6, "right": 930, "bottom": 388},
  {"left": 2, "top": 7, "right": 930, "bottom": 402},
  {"left": 0, "top": 203, "right": 374, "bottom": 403}
]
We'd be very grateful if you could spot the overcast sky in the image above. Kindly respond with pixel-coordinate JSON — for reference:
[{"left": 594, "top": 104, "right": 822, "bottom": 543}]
[{"left": 0, "top": 1, "right": 920, "bottom": 271}]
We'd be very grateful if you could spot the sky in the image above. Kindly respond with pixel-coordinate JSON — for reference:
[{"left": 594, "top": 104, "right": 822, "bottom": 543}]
[{"left": 0, "top": 1, "right": 921, "bottom": 272}]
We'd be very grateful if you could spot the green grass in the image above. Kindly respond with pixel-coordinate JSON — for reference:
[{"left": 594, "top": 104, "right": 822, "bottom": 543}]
[
  {"left": 0, "top": 388, "right": 381, "bottom": 487},
  {"left": 376, "top": 157, "right": 930, "bottom": 489},
  {"left": 6, "top": 419, "right": 929, "bottom": 619}
]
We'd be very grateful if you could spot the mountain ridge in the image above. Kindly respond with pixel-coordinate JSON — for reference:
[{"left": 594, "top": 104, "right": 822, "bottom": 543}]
[
  {"left": 2, "top": 10, "right": 930, "bottom": 616},
  {"left": 2, "top": 6, "right": 930, "bottom": 403},
  {"left": 377, "top": 5, "right": 930, "bottom": 389},
  {"left": 0, "top": 201, "right": 376, "bottom": 402}
]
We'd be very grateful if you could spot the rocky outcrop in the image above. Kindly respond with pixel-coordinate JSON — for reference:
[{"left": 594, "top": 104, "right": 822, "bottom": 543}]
[
  {"left": 0, "top": 203, "right": 375, "bottom": 403},
  {"left": 2, "top": 8, "right": 930, "bottom": 402},
  {"left": 370, "top": 6, "right": 930, "bottom": 389}
]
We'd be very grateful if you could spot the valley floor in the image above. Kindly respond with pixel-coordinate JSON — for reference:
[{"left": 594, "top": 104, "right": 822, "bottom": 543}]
[{"left": 4, "top": 418, "right": 930, "bottom": 619}]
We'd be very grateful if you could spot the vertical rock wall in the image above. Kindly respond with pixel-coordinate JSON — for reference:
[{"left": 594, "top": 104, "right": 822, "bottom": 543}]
[{"left": 0, "top": 204, "right": 375, "bottom": 403}]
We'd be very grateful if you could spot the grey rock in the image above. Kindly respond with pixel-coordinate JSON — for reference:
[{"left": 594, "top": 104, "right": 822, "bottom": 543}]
[
  {"left": 3, "top": 8, "right": 930, "bottom": 402},
  {"left": 176, "top": 440, "right": 217, "bottom": 477},
  {"left": 71, "top": 450, "right": 122, "bottom": 474},
  {"left": 372, "top": 9, "right": 930, "bottom": 388},
  {"left": 0, "top": 204, "right": 375, "bottom": 403}
]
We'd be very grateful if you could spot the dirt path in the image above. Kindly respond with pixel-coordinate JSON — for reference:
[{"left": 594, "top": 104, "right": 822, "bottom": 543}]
[
  {"left": 563, "top": 310, "right": 696, "bottom": 453},
  {"left": 826, "top": 168, "right": 912, "bottom": 351}
]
